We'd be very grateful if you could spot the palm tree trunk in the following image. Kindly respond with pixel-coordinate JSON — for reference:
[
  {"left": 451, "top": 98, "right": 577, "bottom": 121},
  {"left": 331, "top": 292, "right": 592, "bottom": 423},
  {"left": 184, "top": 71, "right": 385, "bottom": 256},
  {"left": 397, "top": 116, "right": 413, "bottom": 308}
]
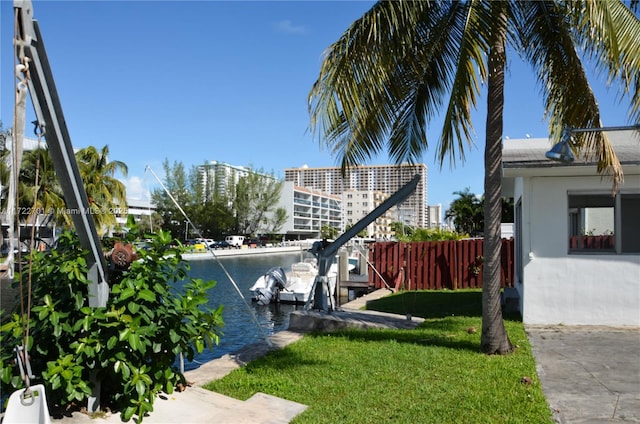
[{"left": 480, "top": 11, "right": 513, "bottom": 355}]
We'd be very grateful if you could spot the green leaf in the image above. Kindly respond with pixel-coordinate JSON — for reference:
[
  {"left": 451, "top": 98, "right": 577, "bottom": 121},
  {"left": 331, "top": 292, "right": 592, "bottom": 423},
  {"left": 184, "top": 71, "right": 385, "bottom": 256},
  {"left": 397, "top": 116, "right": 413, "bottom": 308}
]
[
  {"left": 118, "top": 328, "right": 130, "bottom": 342},
  {"left": 137, "top": 289, "right": 156, "bottom": 302},
  {"left": 107, "top": 336, "right": 117, "bottom": 349},
  {"left": 120, "top": 287, "right": 136, "bottom": 301},
  {"left": 123, "top": 406, "right": 136, "bottom": 421},
  {"left": 169, "top": 329, "right": 180, "bottom": 344},
  {"left": 128, "top": 302, "right": 140, "bottom": 314},
  {"left": 128, "top": 333, "right": 141, "bottom": 352}
]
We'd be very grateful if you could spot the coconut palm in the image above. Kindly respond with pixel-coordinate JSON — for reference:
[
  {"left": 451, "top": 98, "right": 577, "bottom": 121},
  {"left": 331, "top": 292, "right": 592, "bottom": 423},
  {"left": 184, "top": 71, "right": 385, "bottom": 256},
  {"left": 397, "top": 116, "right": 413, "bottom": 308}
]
[
  {"left": 446, "top": 188, "right": 483, "bottom": 236},
  {"left": 75, "top": 145, "right": 128, "bottom": 235},
  {"left": 309, "top": 1, "right": 639, "bottom": 354},
  {"left": 19, "top": 147, "right": 68, "bottom": 226}
]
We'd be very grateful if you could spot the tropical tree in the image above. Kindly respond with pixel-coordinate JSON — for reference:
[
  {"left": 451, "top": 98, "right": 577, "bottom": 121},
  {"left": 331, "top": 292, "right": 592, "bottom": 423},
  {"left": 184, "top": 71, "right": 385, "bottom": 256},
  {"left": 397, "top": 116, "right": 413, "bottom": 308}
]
[
  {"left": 309, "top": 1, "right": 639, "bottom": 354},
  {"left": 233, "top": 169, "right": 284, "bottom": 236},
  {"left": 19, "top": 147, "right": 67, "bottom": 225},
  {"left": 151, "top": 159, "right": 196, "bottom": 238},
  {"left": 446, "top": 188, "right": 484, "bottom": 236},
  {"left": 76, "top": 145, "right": 128, "bottom": 235}
]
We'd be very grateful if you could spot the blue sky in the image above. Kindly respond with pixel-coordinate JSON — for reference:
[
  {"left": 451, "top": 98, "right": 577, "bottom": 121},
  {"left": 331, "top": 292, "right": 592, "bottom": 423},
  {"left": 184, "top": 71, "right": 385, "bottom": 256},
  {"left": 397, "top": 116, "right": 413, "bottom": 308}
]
[{"left": 1, "top": 0, "right": 635, "bottom": 215}]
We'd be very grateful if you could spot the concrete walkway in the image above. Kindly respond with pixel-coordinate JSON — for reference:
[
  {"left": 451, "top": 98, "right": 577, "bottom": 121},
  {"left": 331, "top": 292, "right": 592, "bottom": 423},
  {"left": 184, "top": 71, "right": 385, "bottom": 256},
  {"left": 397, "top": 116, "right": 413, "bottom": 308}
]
[{"left": 527, "top": 326, "right": 640, "bottom": 423}]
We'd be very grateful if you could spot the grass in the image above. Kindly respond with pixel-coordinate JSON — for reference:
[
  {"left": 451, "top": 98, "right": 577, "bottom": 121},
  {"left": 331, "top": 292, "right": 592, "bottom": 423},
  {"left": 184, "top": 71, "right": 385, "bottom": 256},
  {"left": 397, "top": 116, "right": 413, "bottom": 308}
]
[{"left": 204, "top": 290, "right": 553, "bottom": 423}]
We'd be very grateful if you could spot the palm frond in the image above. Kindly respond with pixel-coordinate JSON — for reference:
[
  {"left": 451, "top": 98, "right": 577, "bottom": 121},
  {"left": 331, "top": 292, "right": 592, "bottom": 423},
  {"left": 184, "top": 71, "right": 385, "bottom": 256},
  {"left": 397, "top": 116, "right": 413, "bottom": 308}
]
[{"left": 514, "top": 0, "right": 624, "bottom": 188}]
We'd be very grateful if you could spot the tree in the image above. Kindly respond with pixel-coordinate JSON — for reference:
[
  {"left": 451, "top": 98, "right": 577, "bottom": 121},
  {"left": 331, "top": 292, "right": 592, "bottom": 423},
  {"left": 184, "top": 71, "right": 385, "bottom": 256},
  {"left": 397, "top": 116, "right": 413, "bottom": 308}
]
[
  {"left": 309, "top": 1, "right": 639, "bottom": 354},
  {"left": 233, "top": 169, "right": 284, "bottom": 236},
  {"left": 445, "top": 188, "right": 484, "bottom": 236},
  {"left": 189, "top": 197, "right": 235, "bottom": 240},
  {"left": 76, "top": 145, "right": 128, "bottom": 235},
  {"left": 446, "top": 189, "right": 515, "bottom": 235},
  {"left": 18, "top": 147, "right": 67, "bottom": 225},
  {"left": 18, "top": 145, "right": 128, "bottom": 235},
  {"left": 321, "top": 224, "right": 339, "bottom": 240},
  {"left": 151, "top": 159, "right": 195, "bottom": 238},
  {"left": 390, "top": 221, "right": 414, "bottom": 239},
  {"left": 265, "top": 207, "right": 287, "bottom": 234}
]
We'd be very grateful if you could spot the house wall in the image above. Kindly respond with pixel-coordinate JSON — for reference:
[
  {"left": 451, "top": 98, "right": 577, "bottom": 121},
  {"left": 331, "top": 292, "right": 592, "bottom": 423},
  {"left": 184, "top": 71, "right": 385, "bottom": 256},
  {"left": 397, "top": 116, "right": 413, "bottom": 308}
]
[{"left": 516, "top": 173, "right": 640, "bottom": 326}]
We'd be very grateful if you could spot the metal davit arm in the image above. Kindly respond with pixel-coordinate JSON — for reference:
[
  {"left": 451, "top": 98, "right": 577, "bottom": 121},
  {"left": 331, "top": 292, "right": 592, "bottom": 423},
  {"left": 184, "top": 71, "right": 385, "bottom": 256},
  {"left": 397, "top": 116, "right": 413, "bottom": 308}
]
[
  {"left": 14, "top": 0, "right": 108, "bottom": 307},
  {"left": 310, "top": 174, "right": 420, "bottom": 311}
]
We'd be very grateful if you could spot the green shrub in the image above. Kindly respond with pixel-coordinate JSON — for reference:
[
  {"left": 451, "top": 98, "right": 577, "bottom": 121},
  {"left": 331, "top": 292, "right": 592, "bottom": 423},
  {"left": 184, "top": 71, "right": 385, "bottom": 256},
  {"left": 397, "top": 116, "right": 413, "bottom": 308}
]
[
  {"left": 396, "top": 227, "right": 468, "bottom": 242},
  {"left": 0, "top": 226, "right": 223, "bottom": 422}
]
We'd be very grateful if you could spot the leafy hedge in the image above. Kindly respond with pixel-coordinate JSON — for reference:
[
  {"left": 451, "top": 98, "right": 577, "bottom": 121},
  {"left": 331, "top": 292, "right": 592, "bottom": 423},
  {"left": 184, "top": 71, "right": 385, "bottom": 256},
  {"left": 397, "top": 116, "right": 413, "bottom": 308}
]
[{"left": 0, "top": 227, "right": 223, "bottom": 422}]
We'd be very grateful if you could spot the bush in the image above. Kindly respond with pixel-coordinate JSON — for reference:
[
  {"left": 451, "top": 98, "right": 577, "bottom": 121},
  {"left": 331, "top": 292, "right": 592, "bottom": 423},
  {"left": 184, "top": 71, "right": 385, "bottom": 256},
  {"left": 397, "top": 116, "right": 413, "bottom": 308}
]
[
  {"left": 396, "top": 227, "right": 468, "bottom": 242},
  {"left": 0, "top": 226, "right": 223, "bottom": 422}
]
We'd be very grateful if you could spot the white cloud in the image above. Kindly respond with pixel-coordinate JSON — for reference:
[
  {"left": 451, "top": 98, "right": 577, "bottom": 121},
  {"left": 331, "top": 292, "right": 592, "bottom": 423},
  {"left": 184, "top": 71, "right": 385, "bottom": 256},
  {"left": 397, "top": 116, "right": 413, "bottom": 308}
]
[
  {"left": 124, "top": 175, "right": 151, "bottom": 202},
  {"left": 274, "top": 19, "right": 307, "bottom": 35}
]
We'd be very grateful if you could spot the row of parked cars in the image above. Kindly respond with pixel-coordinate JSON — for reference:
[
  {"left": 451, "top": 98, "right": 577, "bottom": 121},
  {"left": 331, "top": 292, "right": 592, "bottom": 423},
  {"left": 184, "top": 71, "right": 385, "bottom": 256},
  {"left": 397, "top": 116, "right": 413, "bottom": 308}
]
[{"left": 185, "top": 236, "right": 264, "bottom": 250}]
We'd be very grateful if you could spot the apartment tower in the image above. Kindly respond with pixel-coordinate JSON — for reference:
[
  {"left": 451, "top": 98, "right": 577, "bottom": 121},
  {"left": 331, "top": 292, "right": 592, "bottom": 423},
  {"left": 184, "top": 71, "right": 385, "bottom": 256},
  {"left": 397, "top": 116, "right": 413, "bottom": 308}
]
[{"left": 284, "top": 164, "right": 427, "bottom": 228}]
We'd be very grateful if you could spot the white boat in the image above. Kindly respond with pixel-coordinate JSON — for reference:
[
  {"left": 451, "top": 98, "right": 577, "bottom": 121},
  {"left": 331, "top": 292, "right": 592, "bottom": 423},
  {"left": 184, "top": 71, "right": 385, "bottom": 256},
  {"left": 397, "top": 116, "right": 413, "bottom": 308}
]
[{"left": 250, "top": 257, "right": 345, "bottom": 305}]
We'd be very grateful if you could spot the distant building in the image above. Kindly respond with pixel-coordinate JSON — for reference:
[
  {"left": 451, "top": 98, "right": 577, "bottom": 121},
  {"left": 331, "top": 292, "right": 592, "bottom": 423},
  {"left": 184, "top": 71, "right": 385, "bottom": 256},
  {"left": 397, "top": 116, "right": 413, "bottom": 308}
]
[
  {"left": 284, "top": 163, "right": 427, "bottom": 228},
  {"left": 115, "top": 199, "right": 156, "bottom": 229},
  {"left": 197, "top": 161, "right": 252, "bottom": 202},
  {"left": 427, "top": 204, "right": 442, "bottom": 228},
  {"left": 276, "top": 181, "right": 341, "bottom": 239},
  {"left": 342, "top": 189, "right": 395, "bottom": 239}
]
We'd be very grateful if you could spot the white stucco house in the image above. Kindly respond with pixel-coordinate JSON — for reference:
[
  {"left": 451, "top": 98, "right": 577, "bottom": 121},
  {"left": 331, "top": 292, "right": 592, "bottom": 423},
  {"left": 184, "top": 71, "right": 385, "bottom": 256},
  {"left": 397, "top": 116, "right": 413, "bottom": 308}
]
[{"left": 502, "top": 129, "right": 640, "bottom": 326}]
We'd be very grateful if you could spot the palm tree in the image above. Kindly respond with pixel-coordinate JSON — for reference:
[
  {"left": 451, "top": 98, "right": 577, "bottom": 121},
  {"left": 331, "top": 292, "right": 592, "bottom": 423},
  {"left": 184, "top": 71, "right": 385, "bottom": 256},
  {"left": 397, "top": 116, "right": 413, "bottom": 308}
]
[
  {"left": 75, "top": 145, "right": 128, "bottom": 235},
  {"left": 446, "top": 188, "right": 484, "bottom": 236},
  {"left": 309, "top": 1, "right": 639, "bottom": 354},
  {"left": 19, "top": 147, "right": 68, "bottom": 225}
]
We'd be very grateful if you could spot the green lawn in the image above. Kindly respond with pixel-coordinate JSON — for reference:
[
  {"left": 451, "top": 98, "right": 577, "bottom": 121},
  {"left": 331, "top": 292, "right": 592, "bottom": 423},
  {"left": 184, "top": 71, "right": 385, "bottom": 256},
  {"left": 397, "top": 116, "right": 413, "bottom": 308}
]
[{"left": 204, "top": 290, "right": 553, "bottom": 423}]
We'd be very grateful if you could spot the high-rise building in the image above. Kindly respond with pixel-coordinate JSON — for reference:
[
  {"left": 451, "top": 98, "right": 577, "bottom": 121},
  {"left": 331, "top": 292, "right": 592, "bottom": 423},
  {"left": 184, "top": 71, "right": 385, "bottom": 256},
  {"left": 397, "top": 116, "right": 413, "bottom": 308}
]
[
  {"left": 427, "top": 204, "right": 443, "bottom": 228},
  {"left": 284, "top": 163, "right": 427, "bottom": 228},
  {"left": 342, "top": 189, "right": 395, "bottom": 239},
  {"left": 197, "top": 161, "right": 252, "bottom": 202}
]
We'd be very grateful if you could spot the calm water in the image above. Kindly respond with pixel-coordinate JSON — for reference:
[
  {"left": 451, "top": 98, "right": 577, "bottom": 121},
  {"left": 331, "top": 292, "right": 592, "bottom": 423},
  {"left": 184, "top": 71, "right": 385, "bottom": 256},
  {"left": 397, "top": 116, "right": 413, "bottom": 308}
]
[{"left": 181, "top": 251, "right": 306, "bottom": 371}]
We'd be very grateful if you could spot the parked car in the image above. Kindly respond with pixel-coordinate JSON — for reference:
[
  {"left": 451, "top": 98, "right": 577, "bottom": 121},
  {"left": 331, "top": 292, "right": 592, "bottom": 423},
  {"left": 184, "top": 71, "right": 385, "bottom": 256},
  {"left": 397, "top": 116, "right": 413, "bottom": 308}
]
[
  {"left": 209, "top": 240, "right": 229, "bottom": 249},
  {"left": 243, "top": 238, "right": 262, "bottom": 248}
]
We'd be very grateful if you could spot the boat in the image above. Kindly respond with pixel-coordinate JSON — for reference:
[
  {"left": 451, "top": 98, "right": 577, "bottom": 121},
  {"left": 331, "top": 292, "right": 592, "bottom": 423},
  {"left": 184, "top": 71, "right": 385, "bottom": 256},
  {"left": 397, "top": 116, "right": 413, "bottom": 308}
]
[{"left": 250, "top": 257, "right": 344, "bottom": 305}]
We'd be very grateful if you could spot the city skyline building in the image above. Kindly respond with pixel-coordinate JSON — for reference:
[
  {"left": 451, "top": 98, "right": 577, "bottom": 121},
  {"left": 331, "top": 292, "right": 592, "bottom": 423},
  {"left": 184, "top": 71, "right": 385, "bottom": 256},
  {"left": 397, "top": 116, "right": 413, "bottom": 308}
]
[
  {"left": 276, "top": 181, "right": 342, "bottom": 239},
  {"left": 284, "top": 163, "right": 428, "bottom": 228},
  {"left": 342, "top": 189, "right": 395, "bottom": 239}
]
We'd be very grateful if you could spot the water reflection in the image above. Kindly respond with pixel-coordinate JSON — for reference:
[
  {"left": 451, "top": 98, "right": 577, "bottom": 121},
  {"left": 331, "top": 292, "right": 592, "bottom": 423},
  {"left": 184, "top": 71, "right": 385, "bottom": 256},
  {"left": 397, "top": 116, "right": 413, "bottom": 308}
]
[{"left": 180, "top": 252, "right": 304, "bottom": 370}]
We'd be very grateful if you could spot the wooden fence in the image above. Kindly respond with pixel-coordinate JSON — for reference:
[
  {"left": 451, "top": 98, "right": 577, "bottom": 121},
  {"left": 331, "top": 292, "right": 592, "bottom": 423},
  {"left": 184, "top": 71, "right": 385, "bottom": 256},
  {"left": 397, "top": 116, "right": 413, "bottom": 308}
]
[{"left": 367, "top": 239, "right": 514, "bottom": 291}]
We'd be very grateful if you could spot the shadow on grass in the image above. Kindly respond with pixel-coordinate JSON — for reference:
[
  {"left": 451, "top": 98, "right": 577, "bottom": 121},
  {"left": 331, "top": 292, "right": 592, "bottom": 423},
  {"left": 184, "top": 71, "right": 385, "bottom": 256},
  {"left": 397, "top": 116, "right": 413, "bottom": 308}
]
[
  {"left": 365, "top": 289, "right": 521, "bottom": 321},
  {"left": 305, "top": 319, "right": 482, "bottom": 353},
  {"left": 218, "top": 291, "right": 522, "bottom": 379}
]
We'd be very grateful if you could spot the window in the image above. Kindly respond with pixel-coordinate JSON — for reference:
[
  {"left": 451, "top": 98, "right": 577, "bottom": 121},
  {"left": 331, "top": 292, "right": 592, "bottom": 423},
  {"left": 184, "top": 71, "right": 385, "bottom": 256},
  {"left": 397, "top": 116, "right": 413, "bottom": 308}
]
[{"left": 568, "top": 192, "right": 640, "bottom": 254}]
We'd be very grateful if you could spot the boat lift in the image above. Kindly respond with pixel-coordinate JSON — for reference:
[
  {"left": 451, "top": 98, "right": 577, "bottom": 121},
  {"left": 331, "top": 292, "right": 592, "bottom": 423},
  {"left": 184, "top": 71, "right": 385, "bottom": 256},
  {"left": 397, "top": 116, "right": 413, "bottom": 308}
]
[
  {"left": 307, "top": 174, "right": 420, "bottom": 312},
  {"left": 13, "top": 0, "right": 109, "bottom": 307},
  {"left": 11, "top": 0, "right": 109, "bottom": 414}
]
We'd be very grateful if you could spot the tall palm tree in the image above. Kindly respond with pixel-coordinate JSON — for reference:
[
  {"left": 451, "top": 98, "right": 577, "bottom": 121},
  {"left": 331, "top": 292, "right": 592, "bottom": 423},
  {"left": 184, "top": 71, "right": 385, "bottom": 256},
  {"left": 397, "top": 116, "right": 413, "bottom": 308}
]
[
  {"left": 309, "top": 1, "right": 639, "bottom": 354},
  {"left": 75, "top": 145, "right": 128, "bottom": 235}
]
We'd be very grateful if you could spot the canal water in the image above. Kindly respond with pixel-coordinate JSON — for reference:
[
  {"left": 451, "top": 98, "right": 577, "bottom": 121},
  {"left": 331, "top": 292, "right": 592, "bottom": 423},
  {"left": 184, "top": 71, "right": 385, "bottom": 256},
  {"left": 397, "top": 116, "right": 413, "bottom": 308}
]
[{"left": 181, "top": 251, "right": 306, "bottom": 371}]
